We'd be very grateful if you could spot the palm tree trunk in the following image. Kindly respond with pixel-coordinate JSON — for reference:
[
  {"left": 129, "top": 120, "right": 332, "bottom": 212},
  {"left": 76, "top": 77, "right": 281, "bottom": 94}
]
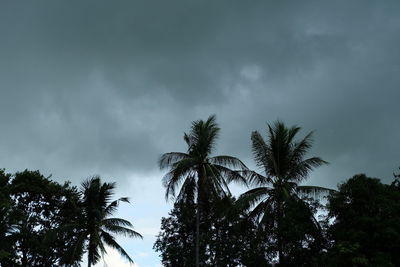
[
  {"left": 277, "top": 234, "right": 282, "bottom": 266},
  {"left": 88, "top": 244, "right": 92, "bottom": 267},
  {"left": 196, "top": 199, "right": 200, "bottom": 267},
  {"left": 87, "top": 251, "right": 91, "bottom": 267},
  {"left": 22, "top": 247, "right": 28, "bottom": 267},
  {"left": 277, "top": 200, "right": 283, "bottom": 266},
  {"left": 196, "top": 166, "right": 205, "bottom": 267}
]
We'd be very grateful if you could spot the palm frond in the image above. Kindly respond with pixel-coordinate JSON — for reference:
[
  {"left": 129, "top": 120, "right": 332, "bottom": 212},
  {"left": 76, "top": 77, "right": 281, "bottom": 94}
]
[
  {"left": 105, "top": 197, "right": 130, "bottom": 216},
  {"left": 206, "top": 164, "right": 230, "bottom": 198},
  {"left": 88, "top": 232, "right": 102, "bottom": 265},
  {"left": 209, "top": 155, "right": 248, "bottom": 170},
  {"left": 196, "top": 164, "right": 220, "bottom": 201},
  {"left": 241, "top": 170, "right": 273, "bottom": 186},
  {"left": 258, "top": 199, "right": 275, "bottom": 227},
  {"left": 187, "top": 115, "right": 220, "bottom": 157},
  {"left": 163, "top": 171, "right": 189, "bottom": 201},
  {"left": 159, "top": 152, "right": 190, "bottom": 169},
  {"left": 101, "top": 231, "right": 134, "bottom": 264},
  {"left": 287, "top": 125, "right": 301, "bottom": 144},
  {"left": 249, "top": 199, "right": 273, "bottom": 224},
  {"left": 288, "top": 157, "right": 328, "bottom": 182},
  {"left": 176, "top": 175, "right": 196, "bottom": 203},
  {"left": 103, "top": 224, "right": 143, "bottom": 239},
  {"left": 236, "top": 187, "right": 270, "bottom": 213},
  {"left": 203, "top": 115, "right": 219, "bottom": 150},
  {"left": 81, "top": 176, "right": 100, "bottom": 191},
  {"left": 251, "top": 131, "right": 269, "bottom": 170},
  {"left": 212, "top": 164, "right": 247, "bottom": 187},
  {"left": 267, "top": 121, "right": 291, "bottom": 177},
  {"left": 162, "top": 157, "right": 196, "bottom": 199},
  {"left": 100, "top": 181, "right": 117, "bottom": 205},
  {"left": 102, "top": 218, "right": 133, "bottom": 228},
  {"left": 289, "top": 132, "right": 314, "bottom": 162}
]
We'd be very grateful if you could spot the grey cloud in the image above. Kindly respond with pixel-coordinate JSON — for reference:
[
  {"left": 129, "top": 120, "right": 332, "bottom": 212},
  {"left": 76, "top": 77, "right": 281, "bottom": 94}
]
[{"left": 0, "top": 0, "right": 400, "bottom": 187}]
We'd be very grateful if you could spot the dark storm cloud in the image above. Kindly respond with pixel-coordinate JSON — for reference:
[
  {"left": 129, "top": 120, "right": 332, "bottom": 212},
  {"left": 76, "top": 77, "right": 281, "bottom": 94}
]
[{"left": 0, "top": 0, "right": 399, "bottom": 186}]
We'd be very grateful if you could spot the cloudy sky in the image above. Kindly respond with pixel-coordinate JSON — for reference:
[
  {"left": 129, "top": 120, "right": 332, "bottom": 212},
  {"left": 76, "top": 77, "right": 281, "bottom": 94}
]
[{"left": 1, "top": 1, "right": 400, "bottom": 266}]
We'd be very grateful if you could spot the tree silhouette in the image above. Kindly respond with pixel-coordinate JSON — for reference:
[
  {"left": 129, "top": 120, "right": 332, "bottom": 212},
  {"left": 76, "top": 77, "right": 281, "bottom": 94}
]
[
  {"left": 0, "top": 169, "right": 18, "bottom": 265},
  {"left": 237, "top": 121, "right": 330, "bottom": 265},
  {"left": 72, "top": 176, "right": 142, "bottom": 267},
  {"left": 326, "top": 174, "right": 400, "bottom": 266},
  {"left": 159, "top": 115, "right": 248, "bottom": 267},
  {"left": 154, "top": 196, "right": 270, "bottom": 266},
  {"left": 0, "top": 170, "right": 82, "bottom": 266}
]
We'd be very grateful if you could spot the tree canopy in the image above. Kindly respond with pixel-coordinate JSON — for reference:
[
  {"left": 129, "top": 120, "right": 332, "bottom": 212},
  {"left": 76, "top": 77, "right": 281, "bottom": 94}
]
[
  {"left": 0, "top": 170, "right": 141, "bottom": 266},
  {"left": 1, "top": 117, "right": 399, "bottom": 267},
  {"left": 325, "top": 174, "right": 400, "bottom": 266}
]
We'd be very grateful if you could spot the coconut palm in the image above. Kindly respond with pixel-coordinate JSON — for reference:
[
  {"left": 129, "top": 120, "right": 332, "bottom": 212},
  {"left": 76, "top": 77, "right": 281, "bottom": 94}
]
[
  {"left": 73, "top": 176, "right": 142, "bottom": 267},
  {"left": 159, "top": 115, "right": 248, "bottom": 267},
  {"left": 237, "top": 121, "right": 331, "bottom": 265}
]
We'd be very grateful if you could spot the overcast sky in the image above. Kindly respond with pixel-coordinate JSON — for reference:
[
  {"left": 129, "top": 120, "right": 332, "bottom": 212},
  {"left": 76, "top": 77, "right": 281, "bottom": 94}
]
[{"left": 1, "top": 1, "right": 400, "bottom": 266}]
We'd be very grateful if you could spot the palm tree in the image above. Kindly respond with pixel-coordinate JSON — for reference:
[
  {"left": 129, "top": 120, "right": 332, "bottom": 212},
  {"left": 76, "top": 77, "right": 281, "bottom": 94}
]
[
  {"left": 73, "top": 176, "right": 142, "bottom": 267},
  {"left": 237, "top": 121, "right": 331, "bottom": 265},
  {"left": 159, "top": 115, "right": 248, "bottom": 267}
]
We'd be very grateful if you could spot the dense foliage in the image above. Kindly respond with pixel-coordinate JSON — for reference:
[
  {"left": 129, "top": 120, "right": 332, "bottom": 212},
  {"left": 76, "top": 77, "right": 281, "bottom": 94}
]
[
  {"left": 154, "top": 197, "right": 270, "bottom": 266},
  {"left": 0, "top": 170, "right": 81, "bottom": 266},
  {"left": 155, "top": 172, "right": 400, "bottom": 266},
  {"left": 0, "top": 170, "right": 140, "bottom": 266},
  {"left": 325, "top": 174, "right": 400, "bottom": 266}
]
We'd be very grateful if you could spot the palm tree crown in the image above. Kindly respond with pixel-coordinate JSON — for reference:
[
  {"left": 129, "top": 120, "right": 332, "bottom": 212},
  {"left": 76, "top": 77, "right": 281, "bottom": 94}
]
[
  {"left": 159, "top": 115, "right": 248, "bottom": 203},
  {"left": 79, "top": 176, "right": 142, "bottom": 267}
]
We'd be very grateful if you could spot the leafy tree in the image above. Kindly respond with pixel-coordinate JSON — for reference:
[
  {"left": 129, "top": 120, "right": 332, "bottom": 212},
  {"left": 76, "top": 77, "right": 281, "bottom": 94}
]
[
  {"left": 0, "top": 170, "right": 82, "bottom": 266},
  {"left": 154, "top": 196, "right": 270, "bottom": 267},
  {"left": 207, "top": 196, "right": 270, "bottom": 266},
  {"left": 154, "top": 199, "right": 196, "bottom": 266},
  {"left": 0, "top": 169, "right": 18, "bottom": 265},
  {"left": 236, "top": 121, "right": 330, "bottom": 265},
  {"left": 326, "top": 174, "right": 400, "bottom": 266},
  {"left": 1, "top": 171, "right": 142, "bottom": 266},
  {"left": 159, "top": 115, "right": 248, "bottom": 267},
  {"left": 70, "top": 176, "right": 142, "bottom": 267}
]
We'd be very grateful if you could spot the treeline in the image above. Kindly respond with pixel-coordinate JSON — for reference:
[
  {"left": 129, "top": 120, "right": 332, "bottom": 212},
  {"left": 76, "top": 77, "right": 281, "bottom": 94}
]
[
  {"left": 0, "top": 171, "right": 141, "bottom": 267},
  {"left": 154, "top": 115, "right": 400, "bottom": 266},
  {"left": 1, "top": 115, "right": 400, "bottom": 267},
  {"left": 154, "top": 174, "right": 400, "bottom": 266}
]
